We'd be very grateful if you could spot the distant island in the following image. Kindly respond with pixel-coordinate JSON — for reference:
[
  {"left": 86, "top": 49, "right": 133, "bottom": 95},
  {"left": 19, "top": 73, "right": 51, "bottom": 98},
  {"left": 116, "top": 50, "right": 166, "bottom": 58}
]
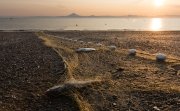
[
  {"left": 60, "top": 13, "right": 180, "bottom": 18},
  {"left": 1, "top": 13, "right": 180, "bottom": 18},
  {"left": 67, "top": 13, "right": 81, "bottom": 17},
  {"left": 63, "top": 13, "right": 146, "bottom": 18}
]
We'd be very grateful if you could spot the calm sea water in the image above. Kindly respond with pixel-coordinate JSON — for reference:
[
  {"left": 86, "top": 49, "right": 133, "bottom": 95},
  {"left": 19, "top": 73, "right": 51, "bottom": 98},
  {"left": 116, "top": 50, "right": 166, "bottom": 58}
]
[{"left": 0, "top": 17, "right": 180, "bottom": 31}]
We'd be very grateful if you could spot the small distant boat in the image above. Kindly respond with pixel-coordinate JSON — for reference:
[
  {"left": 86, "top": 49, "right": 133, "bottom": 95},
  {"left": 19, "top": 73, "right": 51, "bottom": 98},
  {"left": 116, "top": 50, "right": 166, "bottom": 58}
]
[{"left": 8, "top": 18, "right": 13, "bottom": 20}]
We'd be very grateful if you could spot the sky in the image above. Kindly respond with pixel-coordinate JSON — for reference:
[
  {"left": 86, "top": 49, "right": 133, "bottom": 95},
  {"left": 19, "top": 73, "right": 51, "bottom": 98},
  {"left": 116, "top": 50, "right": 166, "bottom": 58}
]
[{"left": 0, "top": 0, "right": 180, "bottom": 16}]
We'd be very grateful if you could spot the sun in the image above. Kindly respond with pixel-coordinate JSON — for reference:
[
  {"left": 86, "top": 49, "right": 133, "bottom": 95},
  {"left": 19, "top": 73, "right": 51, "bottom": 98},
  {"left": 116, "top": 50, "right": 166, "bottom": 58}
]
[{"left": 154, "top": 0, "right": 164, "bottom": 7}]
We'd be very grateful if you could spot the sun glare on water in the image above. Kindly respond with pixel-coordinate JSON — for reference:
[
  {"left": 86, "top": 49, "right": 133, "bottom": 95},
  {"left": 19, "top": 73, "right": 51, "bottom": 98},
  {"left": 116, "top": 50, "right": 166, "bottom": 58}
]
[
  {"left": 151, "top": 18, "right": 162, "bottom": 31},
  {"left": 154, "top": 0, "right": 164, "bottom": 7}
]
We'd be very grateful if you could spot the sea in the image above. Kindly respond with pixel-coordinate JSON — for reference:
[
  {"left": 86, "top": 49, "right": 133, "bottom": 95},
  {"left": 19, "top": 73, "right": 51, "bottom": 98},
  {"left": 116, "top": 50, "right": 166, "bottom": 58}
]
[{"left": 0, "top": 17, "right": 180, "bottom": 31}]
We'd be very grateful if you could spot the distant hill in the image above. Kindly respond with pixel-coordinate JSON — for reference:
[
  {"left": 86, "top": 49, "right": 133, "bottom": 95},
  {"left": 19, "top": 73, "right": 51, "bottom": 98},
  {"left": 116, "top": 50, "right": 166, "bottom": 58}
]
[
  {"left": 66, "top": 13, "right": 80, "bottom": 17},
  {"left": 55, "top": 13, "right": 180, "bottom": 18},
  {"left": 50, "top": 13, "right": 180, "bottom": 18}
]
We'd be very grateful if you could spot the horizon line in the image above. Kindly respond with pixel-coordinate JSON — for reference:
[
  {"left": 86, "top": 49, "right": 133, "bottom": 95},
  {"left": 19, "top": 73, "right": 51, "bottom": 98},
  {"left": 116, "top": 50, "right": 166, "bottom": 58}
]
[{"left": 1, "top": 15, "right": 180, "bottom": 18}]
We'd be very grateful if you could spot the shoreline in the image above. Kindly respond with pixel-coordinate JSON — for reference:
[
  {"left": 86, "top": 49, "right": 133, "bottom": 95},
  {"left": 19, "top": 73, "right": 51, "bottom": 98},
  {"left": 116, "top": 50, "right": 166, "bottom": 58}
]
[{"left": 1, "top": 30, "right": 180, "bottom": 32}]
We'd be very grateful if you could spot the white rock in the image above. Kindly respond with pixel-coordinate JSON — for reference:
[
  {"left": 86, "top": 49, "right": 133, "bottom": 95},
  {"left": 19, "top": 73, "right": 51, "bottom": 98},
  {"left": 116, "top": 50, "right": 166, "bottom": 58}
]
[
  {"left": 108, "top": 45, "right": 117, "bottom": 51},
  {"left": 113, "top": 103, "right": 117, "bottom": 106},
  {"left": 129, "top": 49, "right": 137, "bottom": 56},
  {"left": 66, "top": 38, "right": 72, "bottom": 41},
  {"left": 156, "top": 53, "right": 166, "bottom": 62},
  {"left": 97, "top": 43, "right": 103, "bottom": 46},
  {"left": 76, "top": 48, "right": 96, "bottom": 52},
  {"left": 88, "top": 42, "right": 92, "bottom": 44},
  {"left": 153, "top": 106, "right": 160, "bottom": 111},
  {"left": 79, "top": 41, "right": 84, "bottom": 43}
]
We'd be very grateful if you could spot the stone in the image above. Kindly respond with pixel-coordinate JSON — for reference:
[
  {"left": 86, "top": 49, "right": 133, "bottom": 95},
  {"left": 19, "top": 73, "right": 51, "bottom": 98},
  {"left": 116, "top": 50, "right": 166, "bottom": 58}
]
[
  {"left": 113, "top": 103, "right": 117, "bottom": 106},
  {"left": 97, "top": 43, "right": 103, "bottom": 46},
  {"left": 76, "top": 48, "right": 96, "bottom": 52},
  {"left": 108, "top": 45, "right": 117, "bottom": 51},
  {"left": 156, "top": 53, "right": 166, "bottom": 62},
  {"left": 79, "top": 41, "right": 84, "bottom": 43},
  {"left": 129, "top": 49, "right": 136, "bottom": 56},
  {"left": 88, "top": 42, "right": 92, "bottom": 44},
  {"left": 153, "top": 106, "right": 160, "bottom": 111},
  {"left": 177, "top": 71, "right": 180, "bottom": 76}
]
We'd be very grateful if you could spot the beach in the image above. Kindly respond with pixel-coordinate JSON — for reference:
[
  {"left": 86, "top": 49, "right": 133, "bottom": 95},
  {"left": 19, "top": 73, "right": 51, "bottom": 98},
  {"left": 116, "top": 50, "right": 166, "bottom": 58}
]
[
  {"left": 0, "top": 32, "right": 79, "bottom": 111},
  {"left": 0, "top": 31, "right": 180, "bottom": 111}
]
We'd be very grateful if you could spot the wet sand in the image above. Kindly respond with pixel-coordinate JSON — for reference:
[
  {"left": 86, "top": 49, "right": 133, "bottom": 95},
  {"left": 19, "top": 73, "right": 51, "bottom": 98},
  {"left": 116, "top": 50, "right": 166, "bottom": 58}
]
[{"left": 1, "top": 31, "right": 180, "bottom": 111}]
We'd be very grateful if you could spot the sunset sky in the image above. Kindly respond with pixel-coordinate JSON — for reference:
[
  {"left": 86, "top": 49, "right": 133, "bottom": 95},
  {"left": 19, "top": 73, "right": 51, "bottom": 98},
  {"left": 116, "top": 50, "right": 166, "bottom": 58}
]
[{"left": 0, "top": 0, "right": 180, "bottom": 16}]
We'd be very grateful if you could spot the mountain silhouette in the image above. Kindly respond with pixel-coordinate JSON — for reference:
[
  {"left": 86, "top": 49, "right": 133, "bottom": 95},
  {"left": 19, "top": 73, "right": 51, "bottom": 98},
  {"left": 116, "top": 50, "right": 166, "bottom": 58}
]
[{"left": 67, "top": 13, "right": 80, "bottom": 17}]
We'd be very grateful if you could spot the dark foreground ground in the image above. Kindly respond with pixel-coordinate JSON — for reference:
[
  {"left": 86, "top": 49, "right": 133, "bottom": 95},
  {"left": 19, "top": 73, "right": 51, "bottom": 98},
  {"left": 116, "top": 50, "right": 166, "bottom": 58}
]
[
  {"left": 0, "top": 32, "right": 80, "bottom": 111},
  {"left": 0, "top": 31, "right": 180, "bottom": 111}
]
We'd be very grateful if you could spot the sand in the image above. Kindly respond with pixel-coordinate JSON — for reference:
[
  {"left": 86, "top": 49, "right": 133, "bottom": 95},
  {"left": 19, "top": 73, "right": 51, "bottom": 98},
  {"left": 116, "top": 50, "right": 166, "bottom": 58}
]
[
  {"left": 0, "top": 31, "right": 180, "bottom": 111},
  {"left": 0, "top": 32, "right": 80, "bottom": 111}
]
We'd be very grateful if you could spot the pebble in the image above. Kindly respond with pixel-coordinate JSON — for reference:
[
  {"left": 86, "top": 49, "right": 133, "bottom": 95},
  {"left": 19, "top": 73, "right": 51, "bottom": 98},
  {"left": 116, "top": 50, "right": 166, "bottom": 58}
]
[
  {"left": 76, "top": 48, "right": 96, "bottom": 52},
  {"left": 113, "top": 103, "right": 117, "bottom": 106},
  {"left": 97, "top": 43, "right": 103, "bottom": 46},
  {"left": 88, "top": 42, "right": 92, "bottom": 44},
  {"left": 153, "top": 106, "right": 160, "bottom": 111},
  {"left": 79, "top": 41, "right": 84, "bottom": 43},
  {"left": 129, "top": 49, "right": 136, "bottom": 56},
  {"left": 177, "top": 71, "right": 180, "bottom": 76},
  {"left": 156, "top": 53, "right": 166, "bottom": 62},
  {"left": 108, "top": 45, "right": 117, "bottom": 51},
  {"left": 11, "top": 95, "right": 17, "bottom": 99}
]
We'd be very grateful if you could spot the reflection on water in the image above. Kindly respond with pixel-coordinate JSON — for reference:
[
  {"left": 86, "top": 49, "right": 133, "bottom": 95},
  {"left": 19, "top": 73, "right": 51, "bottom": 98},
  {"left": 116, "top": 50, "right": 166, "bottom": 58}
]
[
  {"left": 151, "top": 18, "right": 162, "bottom": 31},
  {"left": 0, "top": 17, "right": 179, "bottom": 31}
]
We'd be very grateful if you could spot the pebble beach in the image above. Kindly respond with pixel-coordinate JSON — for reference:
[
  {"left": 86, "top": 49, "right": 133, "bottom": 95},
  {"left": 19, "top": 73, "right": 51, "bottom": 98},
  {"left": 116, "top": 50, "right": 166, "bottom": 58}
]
[{"left": 0, "top": 31, "right": 180, "bottom": 111}]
